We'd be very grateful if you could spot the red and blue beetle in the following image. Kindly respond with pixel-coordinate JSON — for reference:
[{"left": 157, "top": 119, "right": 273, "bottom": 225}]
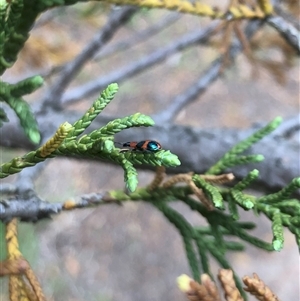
[{"left": 116, "top": 140, "right": 162, "bottom": 152}]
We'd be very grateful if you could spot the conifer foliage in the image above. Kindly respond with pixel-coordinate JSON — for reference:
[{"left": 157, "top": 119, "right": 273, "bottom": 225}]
[{"left": 0, "top": 0, "right": 299, "bottom": 300}]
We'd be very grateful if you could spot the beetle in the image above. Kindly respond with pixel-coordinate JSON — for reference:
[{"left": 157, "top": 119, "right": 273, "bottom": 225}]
[{"left": 116, "top": 140, "right": 162, "bottom": 152}]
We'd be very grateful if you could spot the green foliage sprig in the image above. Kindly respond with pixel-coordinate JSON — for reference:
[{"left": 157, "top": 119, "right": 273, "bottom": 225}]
[
  {"left": 0, "top": 83, "right": 181, "bottom": 193},
  {"left": 206, "top": 117, "right": 282, "bottom": 175},
  {"left": 0, "top": 0, "right": 42, "bottom": 75},
  {"left": 0, "top": 76, "right": 43, "bottom": 143},
  {"left": 1, "top": 80, "right": 299, "bottom": 299},
  {"left": 103, "top": 116, "right": 299, "bottom": 299},
  {"left": 106, "top": 177, "right": 299, "bottom": 299}
]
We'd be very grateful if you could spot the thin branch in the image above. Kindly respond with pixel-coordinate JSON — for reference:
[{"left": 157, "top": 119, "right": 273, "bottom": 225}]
[
  {"left": 94, "top": 12, "right": 180, "bottom": 61},
  {"left": 266, "top": 15, "right": 300, "bottom": 54},
  {"left": 1, "top": 112, "right": 299, "bottom": 192},
  {"left": 154, "top": 19, "right": 263, "bottom": 123},
  {"left": 15, "top": 164, "right": 46, "bottom": 196},
  {"left": 41, "top": 6, "right": 137, "bottom": 111},
  {"left": 40, "top": 12, "right": 180, "bottom": 79},
  {"left": 0, "top": 195, "right": 62, "bottom": 223},
  {"left": 273, "top": 114, "right": 300, "bottom": 139},
  {"left": 152, "top": 57, "right": 221, "bottom": 123},
  {"left": 273, "top": 3, "right": 300, "bottom": 31},
  {"left": 0, "top": 191, "right": 117, "bottom": 223},
  {"left": 0, "top": 183, "right": 17, "bottom": 195},
  {"left": 61, "top": 21, "right": 220, "bottom": 105}
]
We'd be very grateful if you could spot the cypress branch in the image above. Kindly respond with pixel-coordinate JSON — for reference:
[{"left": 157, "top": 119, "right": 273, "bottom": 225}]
[
  {"left": 233, "top": 169, "right": 259, "bottom": 191},
  {"left": 153, "top": 201, "right": 200, "bottom": 281},
  {"left": 271, "top": 210, "right": 284, "bottom": 251},
  {"left": 121, "top": 159, "right": 139, "bottom": 192},
  {"left": 9, "top": 76, "right": 44, "bottom": 97},
  {"left": 258, "top": 177, "right": 300, "bottom": 203},
  {"left": 231, "top": 189, "right": 254, "bottom": 210},
  {"left": 206, "top": 240, "right": 246, "bottom": 300},
  {"left": 227, "top": 194, "right": 239, "bottom": 220},
  {"left": 207, "top": 117, "right": 282, "bottom": 174},
  {"left": 0, "top": 78, "right": 43, "bottom": 144},
  {"left": 192, "top": 175, "right": 224, "bottom": 209},
  {"left": 65, "top": 83, "right": 119, "bottom": 141}
]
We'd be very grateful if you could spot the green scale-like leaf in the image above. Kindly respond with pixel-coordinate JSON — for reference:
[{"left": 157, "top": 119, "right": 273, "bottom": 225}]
[
  {"left": 65, "top": 83, "right": 119, "bottom": 141},
  {"left": 153, "top": 201, "right": 200, "bottom": 281},
  {"left": 192, "top": 175, "right": 224, "bottom": 208},
  {"left": 272, "top": 210, "right": 284, "bottom": 251},
  {"left": 231, "top": 190, "right": 254, "bottom": 210},
  {"left": 233, "top": 169, "right": 259, "bottom": 191},
  {"left": 0, "top": 150, "right": 48, "bottom": 178},
  {"left": 207, "top": 117, "right": 282, "bottom": 174},
  {"left": 122, "top": 150, "right": 181, "bottom": 167},
  {"left": 258, "top": 177, "right": 300, "bottom": 203},
  {"left": 10, "top": 75, "right": 44, "bottom": 97},
  {"left": 0, "top": 1, "right": 8, "bottom": 61},
  {"left": 227, "top": 117, "right": 282, "bottom": 156},
  {"left": 121, "top": 159, "right": 138, "bottom": 192},
  {"left": 94, "top": 113, "right": 155, "bottom": 138},
  {"left": 0, "top": 77, "right": 43, "bottom": 143}
]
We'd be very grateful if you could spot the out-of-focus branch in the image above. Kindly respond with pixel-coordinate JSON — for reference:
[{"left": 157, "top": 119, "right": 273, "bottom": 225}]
[
  {"left": 154, "top": 19, "right": 263, "bottom": 123},
  {"left": 12, "top": 135, "right": 53, "bottom": 209},
  {"left": 273, "top": 3, "right": 300, "bottom": 31},
  {"left": 41, "top": 6, "right": 137, "bottom": 111},
  {"left": 94, "top": 12, "right": 180, "bottom": 61},
  {"left": 61, "top": 21, "right": 220, "bottom": 105},
  {"left": 0, "top": 194, "right": 61, "bottom": 222},
  {"left": 41, "top": 12, "right": 180, "bottom": 79},
  {"left": 14, "top": 164, "right": 47, "bottom": 196},
  {"left": 1, "top": 112, "right": 299, "bottom": 192},
  {"left": 0, "top": 183, "right": 17, "bottom": 195},
  {"left": 152, "top": 57, "right": 221, "bottom": 123},
  {"left": 0, "top": 191, "right": 116, "bottom": 223},
  {"left": 273, "top": 114, "right": 300, "bottom": 139},
  {"left": 267, "top": 15, "right": 300, "bottom": 54}
]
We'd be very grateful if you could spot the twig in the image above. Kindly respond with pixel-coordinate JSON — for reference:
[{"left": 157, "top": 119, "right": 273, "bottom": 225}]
[
  {"left": 41, "top": 6, "right": 137, "bottom": 111},
  {"left": 272, "top": 114, "right": 300, "bottom": 139},
  {"left": 15, "top": 163, "right": 46, "bottom": 196},
  {"left": 154, "top": 19, "right": 263, "bottom": 123},
  {"left": 24, "top": 266, "right": 47, "bottom": 301},
  {"left": 266, "top": 15, "right": 300, "bottom": 54},
  {"left": 3, "top": 134, "right": 60, "bottom": 222},
  {"left": 273, "top": 3, "right": 300, "bottom": 31},
  {"left": 94, "top": 12, "right": 180, "bottom": 61},
  {"left": 63, "top": 191, "right": 120, "bottom": 210},
  {"left": 61, "top": 21, "right": 220, "bottom": 105},
  {"left": 0, "top": 258, "right": 29, "bottom": 276},
  {"left": 0, "top": 194, "right": 62, "bottom": 223},
  {"left": 1, "top": 112, "right": 299, "bottom": 192},
  {"left": 4, "top": 218, "right": 46, "bottom": 300},
  {"left": 200, "top": 173, "right": 235, "bottom": 184},
  {"left": 147, "top": 166, "right": 166, "bottom": 190},
  {"left": 41, "top": 12, "right": 180, "bottom": 79},
  {"left": 0, "top": 183, "right": 17, "bottom": 195},
  {"left": 0, "top": 191, "right": 119, "bottom": 222}
]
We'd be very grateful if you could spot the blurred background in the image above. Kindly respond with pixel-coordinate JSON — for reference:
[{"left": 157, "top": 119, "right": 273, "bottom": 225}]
[{"left": 0, "top": 1, "right": 299, "bottom": 300}]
